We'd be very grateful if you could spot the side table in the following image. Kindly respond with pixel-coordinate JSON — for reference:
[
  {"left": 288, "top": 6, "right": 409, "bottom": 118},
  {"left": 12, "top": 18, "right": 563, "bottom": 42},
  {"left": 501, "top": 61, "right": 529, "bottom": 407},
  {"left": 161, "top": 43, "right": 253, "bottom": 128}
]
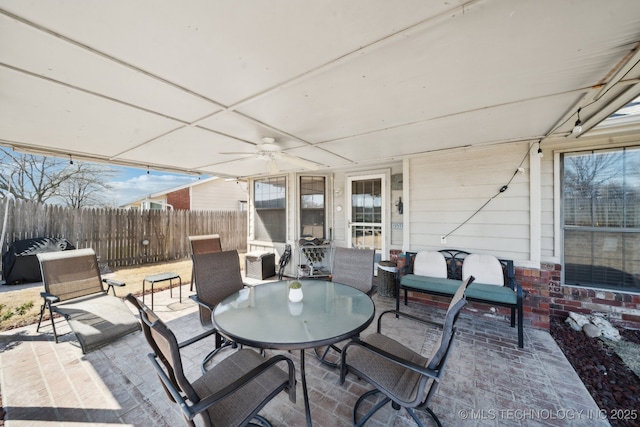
[{"left": 142, "top": 272, "right": 182, "bottom": 310}]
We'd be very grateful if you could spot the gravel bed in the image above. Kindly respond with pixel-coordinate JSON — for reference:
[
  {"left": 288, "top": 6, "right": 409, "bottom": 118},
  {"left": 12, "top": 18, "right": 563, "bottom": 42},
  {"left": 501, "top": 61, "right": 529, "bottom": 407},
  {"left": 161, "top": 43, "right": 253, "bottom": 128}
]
[{"left": 550, "top": 319, "right": 640, "bottom": 427}]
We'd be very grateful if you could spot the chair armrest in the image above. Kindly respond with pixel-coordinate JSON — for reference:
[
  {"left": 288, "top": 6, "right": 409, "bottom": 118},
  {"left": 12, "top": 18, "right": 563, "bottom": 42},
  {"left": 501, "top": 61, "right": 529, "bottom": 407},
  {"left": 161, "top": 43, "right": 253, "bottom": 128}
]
[
  {"left": 191, "top": 354, "right": 296, "bottom": 415},
  {"left": 103, "top": 278, "right": 126, "bottom": 296},
  {"left": 189, "top": 294, "right": 214, "bottom": 312},
  {"left": 149, "top": 353, "right": 296, "bottom": 421},
  {"left": 103, "top": 278, "right": 126, "bottom": 287},
  {"left": 177, "top": 329, "right": 216, "bottom": 348},
  {"left": 342, "top": 338, "right": 439, "bottom": 380},
  {"left": 40, "top": 291, "right": 59, "bottom": 304},
  {"left": 377, "top": 309, "right": 443, "bottom": 333}
]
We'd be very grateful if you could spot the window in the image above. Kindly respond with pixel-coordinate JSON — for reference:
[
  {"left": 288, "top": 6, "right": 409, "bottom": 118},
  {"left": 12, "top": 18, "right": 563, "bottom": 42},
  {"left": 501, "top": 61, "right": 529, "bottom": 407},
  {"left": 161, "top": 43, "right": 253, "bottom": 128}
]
[
  {"left": 350, "top": 178, "right": 382, "bottom": 250},
  {"left": 562, "top": 147, "right": 640, "bottom": 291},
  {"left": 254, "top": 177, "right": 286, "bottom": 242},
  {"left": 300, "top": 176, "right": 325, "bottom": 238}
]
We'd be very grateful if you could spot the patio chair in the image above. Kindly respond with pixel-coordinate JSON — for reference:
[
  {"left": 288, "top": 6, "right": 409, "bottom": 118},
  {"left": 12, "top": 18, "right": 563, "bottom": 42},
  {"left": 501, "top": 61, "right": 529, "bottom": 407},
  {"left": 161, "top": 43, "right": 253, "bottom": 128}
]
[
  {"left": 340, "top": 276, "right": 474, "bottom": 427},
  {"left": 36, "top": 248, "right": 141, "bottom": 353},
  {"left": 188, "top": 234, "right": 222, "bottom": 291},
  {"left": 190, "top": 250, "right": 244, "bottom": 371},
  {"left": 314, "top": 246, "right": 375, "bottom": 367},
  {"left": 125, "top": 294, "right": 296, "bottom": 427}
]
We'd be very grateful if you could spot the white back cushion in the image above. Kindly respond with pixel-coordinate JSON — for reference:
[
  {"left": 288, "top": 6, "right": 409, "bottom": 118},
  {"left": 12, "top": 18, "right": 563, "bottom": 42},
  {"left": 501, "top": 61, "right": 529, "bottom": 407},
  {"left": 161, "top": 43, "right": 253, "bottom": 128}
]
[
  {"left": 462, "top": 253, "right": 503, "bottom": 286},
  {"left": 413, "top": 251, "right": 447, "bottom": 278}
]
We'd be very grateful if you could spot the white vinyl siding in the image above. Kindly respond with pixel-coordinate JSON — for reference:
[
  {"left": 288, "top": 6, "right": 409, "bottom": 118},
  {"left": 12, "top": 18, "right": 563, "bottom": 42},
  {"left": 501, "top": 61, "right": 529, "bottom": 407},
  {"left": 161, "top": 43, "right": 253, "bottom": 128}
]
[
  {"left": 191, "top": 179, "right": 247, "bottom": 211},
  {"left": 407, "top": 142, "right": 531, "bottom": 262}
]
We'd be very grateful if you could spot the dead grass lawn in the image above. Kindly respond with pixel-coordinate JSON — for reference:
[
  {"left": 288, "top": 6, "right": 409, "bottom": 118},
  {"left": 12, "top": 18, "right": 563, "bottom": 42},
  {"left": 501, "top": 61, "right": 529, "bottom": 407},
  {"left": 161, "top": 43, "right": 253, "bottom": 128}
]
[{"left": 0, "top": 258, "right": 199, "bottom": 332}]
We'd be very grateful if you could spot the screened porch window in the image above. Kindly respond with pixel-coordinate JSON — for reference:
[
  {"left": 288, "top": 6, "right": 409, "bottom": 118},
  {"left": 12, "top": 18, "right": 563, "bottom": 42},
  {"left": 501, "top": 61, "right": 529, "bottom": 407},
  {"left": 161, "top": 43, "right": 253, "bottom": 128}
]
[{"left": 562, "top": 147, "right": 640, "bottom": 292}]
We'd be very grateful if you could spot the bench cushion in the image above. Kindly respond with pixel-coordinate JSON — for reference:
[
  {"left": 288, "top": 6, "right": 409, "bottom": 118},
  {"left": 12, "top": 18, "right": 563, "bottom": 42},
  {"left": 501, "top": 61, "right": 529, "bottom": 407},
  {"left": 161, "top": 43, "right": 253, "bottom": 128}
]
[
  {"left": 400, "top": 275, "right": 462, "bottom": 295},
  {"left": 401, "top": 275, "right": 516, "bottom": 305},
  {"left": 466, "top": 282, "right": 517, "bottom": 305},
  {"left": 413, "top": 251, "right": 447, "bottom": 278}
]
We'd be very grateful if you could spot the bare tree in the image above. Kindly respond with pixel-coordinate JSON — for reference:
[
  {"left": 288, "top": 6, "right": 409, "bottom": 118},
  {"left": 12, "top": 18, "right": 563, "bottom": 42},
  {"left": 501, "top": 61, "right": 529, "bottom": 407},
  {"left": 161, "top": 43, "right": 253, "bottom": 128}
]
[
  {"left": 0, "top": 149, "right": 73, "bottom": 203},
  {"left": 54, "top": 162, "right": 119, "bottom": 208},
  {"left": 0, "top": 148, "right": 120, "bottom": 208}
]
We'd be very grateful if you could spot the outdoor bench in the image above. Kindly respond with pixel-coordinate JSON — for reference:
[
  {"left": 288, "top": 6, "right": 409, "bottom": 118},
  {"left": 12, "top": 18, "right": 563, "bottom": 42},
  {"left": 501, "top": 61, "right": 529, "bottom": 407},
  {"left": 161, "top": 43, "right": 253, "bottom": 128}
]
[{"left": 397, "top": 249, "right": 524, "bottom": 348}]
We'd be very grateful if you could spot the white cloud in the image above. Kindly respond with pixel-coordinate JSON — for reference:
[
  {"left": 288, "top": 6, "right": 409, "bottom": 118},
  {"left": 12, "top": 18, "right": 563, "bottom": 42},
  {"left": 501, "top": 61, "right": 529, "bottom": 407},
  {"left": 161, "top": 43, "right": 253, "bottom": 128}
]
[{"left": 106, "top": 171, "right": 199, "bottom": 206}]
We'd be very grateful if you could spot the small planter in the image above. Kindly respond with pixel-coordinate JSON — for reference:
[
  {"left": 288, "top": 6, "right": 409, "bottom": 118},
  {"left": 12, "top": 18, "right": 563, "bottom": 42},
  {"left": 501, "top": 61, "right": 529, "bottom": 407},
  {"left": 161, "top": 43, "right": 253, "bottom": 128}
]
[{"left": 288, "top": 282, "right": 303, "bottom": 302}]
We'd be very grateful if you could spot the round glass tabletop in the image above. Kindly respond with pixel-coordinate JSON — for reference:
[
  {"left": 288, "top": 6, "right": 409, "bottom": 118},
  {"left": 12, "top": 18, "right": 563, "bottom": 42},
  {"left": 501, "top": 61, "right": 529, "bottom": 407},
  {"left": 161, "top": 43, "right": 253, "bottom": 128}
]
[{"left": 213, "top": 280, "right": 375, "bottom": 350}]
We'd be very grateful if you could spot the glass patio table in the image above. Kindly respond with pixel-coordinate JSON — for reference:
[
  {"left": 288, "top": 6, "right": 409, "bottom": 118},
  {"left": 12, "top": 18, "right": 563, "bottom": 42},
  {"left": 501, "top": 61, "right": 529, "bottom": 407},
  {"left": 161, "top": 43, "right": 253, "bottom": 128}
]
[{"left": 212, "top": 279, "right": 375, "bottom": 427}]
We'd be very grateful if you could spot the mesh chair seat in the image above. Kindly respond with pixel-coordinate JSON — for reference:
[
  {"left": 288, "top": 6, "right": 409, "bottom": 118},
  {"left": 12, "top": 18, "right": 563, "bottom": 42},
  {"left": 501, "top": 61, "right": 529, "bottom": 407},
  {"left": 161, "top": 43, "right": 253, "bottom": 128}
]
[
  {"left": 346, "top": 333, "right": 428, "bottom": 403},
  {"left": 36, "top": 248, "right": 140, "bottom": 353},
  {"left": 52, "top": 292, "right": 141, "bottom": 353},
  {"left": 192, "top": 349, "right": 291, "bottom": 427}
]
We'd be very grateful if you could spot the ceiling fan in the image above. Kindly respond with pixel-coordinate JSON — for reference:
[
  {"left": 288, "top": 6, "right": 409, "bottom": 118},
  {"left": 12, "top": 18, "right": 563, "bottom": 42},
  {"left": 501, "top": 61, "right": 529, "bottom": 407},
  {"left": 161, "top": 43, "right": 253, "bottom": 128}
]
[{"left": 221, "top": 137, "right": 319, "bottom": 173}]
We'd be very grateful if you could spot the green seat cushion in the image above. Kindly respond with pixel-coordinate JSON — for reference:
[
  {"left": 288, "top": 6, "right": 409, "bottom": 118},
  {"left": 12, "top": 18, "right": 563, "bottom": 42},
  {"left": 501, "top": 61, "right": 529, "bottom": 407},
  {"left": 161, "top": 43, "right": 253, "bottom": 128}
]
[
  {"left": 466, "top": 282, "right": 517, "bottom": 305},
  {"left": 400, "top": 275, "right": 517, "bottom": 305},
  {"left": 400, "top": 275, "right": 462, "bottom": 295}
]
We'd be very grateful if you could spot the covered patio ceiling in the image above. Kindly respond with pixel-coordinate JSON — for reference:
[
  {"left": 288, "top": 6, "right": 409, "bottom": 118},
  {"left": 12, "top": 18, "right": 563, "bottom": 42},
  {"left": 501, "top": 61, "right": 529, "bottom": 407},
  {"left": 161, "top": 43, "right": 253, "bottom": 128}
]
[{"left": 2, "top": 0, "right": 640, "bottom": 178}]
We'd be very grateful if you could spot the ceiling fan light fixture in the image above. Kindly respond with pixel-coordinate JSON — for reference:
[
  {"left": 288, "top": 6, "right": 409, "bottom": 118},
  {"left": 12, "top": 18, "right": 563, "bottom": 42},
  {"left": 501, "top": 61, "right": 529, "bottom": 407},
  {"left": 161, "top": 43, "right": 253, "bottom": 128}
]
[{"left": 261, "top": 137, "right": 276, "bottom": 143}]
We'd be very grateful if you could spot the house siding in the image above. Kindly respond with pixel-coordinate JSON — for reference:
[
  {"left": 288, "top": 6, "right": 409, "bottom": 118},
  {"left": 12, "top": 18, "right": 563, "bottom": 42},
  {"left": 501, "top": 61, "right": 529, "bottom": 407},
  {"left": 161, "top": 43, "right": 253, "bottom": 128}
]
[
  {"left": 406, "top": 142, "right": 531, "bottom": 262},
  {"left": 190, "top": 179, "right": 247, "bottom": 211}
]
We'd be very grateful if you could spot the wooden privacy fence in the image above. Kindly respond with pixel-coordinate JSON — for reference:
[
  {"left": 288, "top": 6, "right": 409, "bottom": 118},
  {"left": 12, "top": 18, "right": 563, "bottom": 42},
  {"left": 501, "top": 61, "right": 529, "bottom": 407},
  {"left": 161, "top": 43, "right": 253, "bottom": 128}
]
[{"left": 0, "top": 199, "right": 247, "bottom": 267}]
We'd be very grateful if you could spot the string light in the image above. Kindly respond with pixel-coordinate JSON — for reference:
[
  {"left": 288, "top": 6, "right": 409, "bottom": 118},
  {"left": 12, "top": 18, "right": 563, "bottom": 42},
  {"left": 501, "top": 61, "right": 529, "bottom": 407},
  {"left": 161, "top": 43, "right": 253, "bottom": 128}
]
[{"left": 572, "top": 108, "right": 583, "bottom": 135}]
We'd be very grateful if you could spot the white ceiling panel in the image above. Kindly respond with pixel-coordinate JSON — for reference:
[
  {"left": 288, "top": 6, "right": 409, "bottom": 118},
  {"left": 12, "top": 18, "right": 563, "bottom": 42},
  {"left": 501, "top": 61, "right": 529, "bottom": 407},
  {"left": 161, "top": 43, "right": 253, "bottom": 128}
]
[
  {"left": 317, "top": 92, "right": 585, "bottom": 162},
  {"left": 0, "top": 67, "right": 181, "bottom": 157},
  {"left": 197, "top": 111, "right": 307, "bottom": 150},
  {"left": 0, "top": 14, "right": 220, "bottom": 123},
  {"left": 0, "top": 0, "right": 455, "bottom": 105},
  {"left": 117, "top": 126, "right": 254, "bottom": 171},
  {"left": 1, "top": 1, "right": 640, "bottom": 178},
  {"left": 238, "top": 0, "right": 640, "bottom": 144}
]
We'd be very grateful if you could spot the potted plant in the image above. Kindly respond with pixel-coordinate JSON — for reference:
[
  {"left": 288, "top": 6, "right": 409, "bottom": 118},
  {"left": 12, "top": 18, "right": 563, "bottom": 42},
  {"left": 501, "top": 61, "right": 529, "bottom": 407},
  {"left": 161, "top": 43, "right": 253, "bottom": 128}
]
[{"left": 288, "top": 281, "right": 303, "bottom": 302}]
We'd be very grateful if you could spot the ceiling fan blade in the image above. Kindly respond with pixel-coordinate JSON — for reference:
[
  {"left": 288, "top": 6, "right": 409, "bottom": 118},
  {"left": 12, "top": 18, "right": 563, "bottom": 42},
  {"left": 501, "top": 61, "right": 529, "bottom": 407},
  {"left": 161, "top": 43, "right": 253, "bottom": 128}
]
[
  {"left": 267, "top": 159, "right": 280, "bottom": 174},
  {"left": 278, "top": 152, "right": 319, "bottom": 170},
  {"left": 220, "top": 151, "right": 254, "bottom": 155}
]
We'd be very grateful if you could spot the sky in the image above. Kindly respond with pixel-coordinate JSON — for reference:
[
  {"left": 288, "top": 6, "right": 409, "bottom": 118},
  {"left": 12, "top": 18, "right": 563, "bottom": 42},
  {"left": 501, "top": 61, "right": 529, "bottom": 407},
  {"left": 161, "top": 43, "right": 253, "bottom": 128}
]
[
  {"left": 104, "top": 165, "right": 201, "bottom": 206},
  {"left": 0, "top": 147, "right": 202, "bottom": 207}
]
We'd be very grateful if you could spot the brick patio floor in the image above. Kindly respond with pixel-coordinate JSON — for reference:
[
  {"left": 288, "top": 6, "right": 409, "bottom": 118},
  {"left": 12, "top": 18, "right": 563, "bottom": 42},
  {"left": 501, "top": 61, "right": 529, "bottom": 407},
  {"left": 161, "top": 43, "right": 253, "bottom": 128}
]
[{"left": 0, "top": 281, "right": 610, "bottom": 426}]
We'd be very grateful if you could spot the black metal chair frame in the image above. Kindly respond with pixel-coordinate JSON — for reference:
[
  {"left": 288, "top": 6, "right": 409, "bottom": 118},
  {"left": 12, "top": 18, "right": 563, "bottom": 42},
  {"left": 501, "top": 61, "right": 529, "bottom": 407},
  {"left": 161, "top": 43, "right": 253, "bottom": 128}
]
[
  {"left": 125, "top": 294, "right": 296, "bottom": 427},
  {"left": 340, "top": 276, "right": 473, "bottom": 427}
]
